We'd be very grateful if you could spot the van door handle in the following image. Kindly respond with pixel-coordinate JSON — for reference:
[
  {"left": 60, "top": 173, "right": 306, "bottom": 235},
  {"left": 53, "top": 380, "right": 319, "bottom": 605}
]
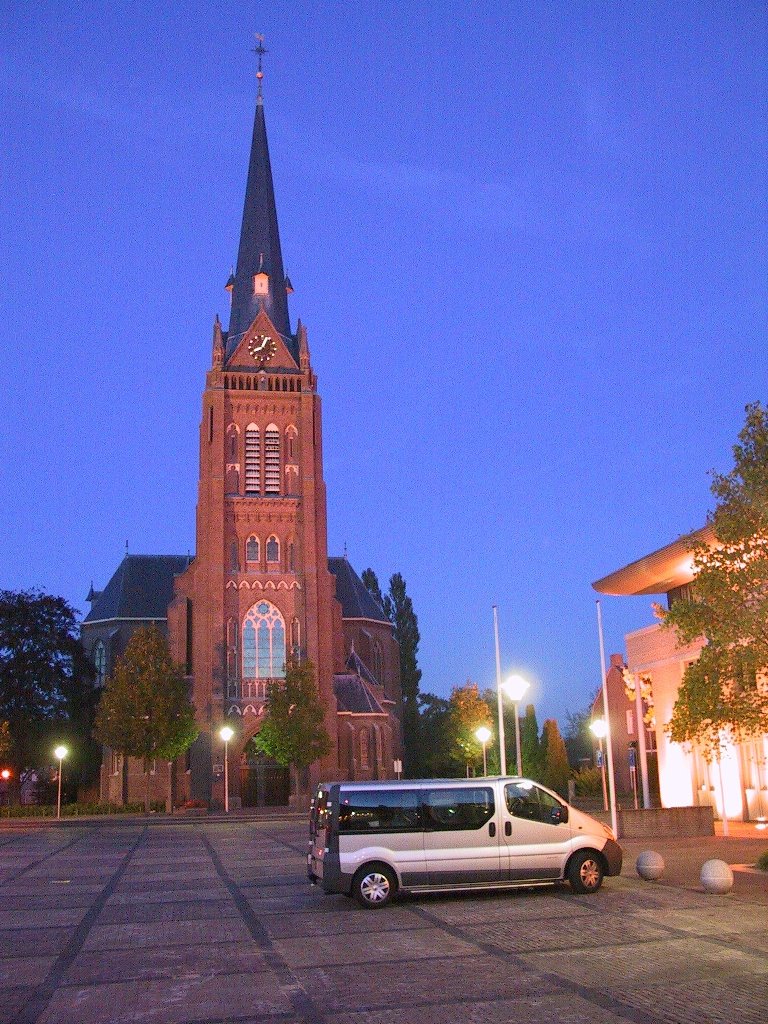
[
  {"left": 488, "top": 822, "right": 496, "bottom": 838},
  {"left": 505, "top": 821, "right": 512, "bottom": 837}
]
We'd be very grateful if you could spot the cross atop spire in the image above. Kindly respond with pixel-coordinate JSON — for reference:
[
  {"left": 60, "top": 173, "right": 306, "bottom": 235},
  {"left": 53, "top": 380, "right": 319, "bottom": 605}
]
[{"left": 253, "top": 33, "right": 267, "bottom": 104}]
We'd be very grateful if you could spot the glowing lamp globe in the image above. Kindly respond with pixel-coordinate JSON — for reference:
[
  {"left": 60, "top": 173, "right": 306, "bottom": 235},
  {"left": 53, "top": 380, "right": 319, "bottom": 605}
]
[
  {"left": 475, "top": 727, "right": 492, "bottom": 745},
  {"left": 219, "top": 727, "right": 234, "bottom": 743},
  {"left": 54, "top": 746, "right": 68, "bottom": 761},
  {"left": 502, "top": 675, "right": 529, "bottom": 703}
]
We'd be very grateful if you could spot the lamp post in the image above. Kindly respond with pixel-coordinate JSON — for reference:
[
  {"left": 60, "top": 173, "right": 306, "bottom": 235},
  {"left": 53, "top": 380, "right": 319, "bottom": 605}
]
[
  {"left": 54, "top": 745, "right": 68, "bottom": 820},
  {"left": 502, "top": 674, "right": 529, "bottom": 776},
  {"left": 475, "top": 726, "right": 492, "bottom": 777},
  {"left": 590, "top": 719, "right": 609, "bottom": 811},
  {"left": 492, "top": 606, "right": 506, "bottom": 775},
  {"left": 219, "top": 726, "right": 234, "bottom": 813}
]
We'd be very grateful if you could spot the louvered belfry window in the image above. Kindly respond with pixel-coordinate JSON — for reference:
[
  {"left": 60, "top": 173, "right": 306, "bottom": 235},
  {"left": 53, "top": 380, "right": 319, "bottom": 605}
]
[
  {"left": 245, "top": 426, "right": 260, "bottom": 494},
  {"left": 265, "top": 426, "right": 281, "bottom": 494}
]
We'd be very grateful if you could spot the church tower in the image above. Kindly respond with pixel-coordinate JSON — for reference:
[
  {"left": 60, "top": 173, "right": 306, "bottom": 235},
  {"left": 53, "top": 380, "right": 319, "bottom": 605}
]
[{"left": 169, "top": 47, "right": 344, "bottom": 805}]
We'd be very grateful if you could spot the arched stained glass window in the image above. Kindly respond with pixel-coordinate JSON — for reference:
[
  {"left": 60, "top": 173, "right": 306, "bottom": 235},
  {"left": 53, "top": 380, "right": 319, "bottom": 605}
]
[
  {"left": 242, "top": 601, "right": 286, "bottom": 679},
  {"left": 94, "top": 641, "right": 106, "bottom": 685}
]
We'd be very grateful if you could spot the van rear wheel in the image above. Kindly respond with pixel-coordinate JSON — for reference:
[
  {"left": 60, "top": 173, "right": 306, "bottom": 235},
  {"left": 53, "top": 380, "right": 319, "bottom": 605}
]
[
  {"left": 568, "top": 850, "right": 604, "bottom": 893},
  {"left": 352, "top": 864, "right": 396, "bottom": 909}
]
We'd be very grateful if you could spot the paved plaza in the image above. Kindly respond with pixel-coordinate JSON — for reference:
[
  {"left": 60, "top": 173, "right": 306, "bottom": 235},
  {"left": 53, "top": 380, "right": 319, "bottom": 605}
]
[{"left": 0, "top": 819, "right": 766, "bottom": 1024}]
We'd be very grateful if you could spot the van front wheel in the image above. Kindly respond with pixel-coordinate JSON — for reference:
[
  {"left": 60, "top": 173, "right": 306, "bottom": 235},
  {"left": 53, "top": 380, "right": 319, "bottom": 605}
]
[
  {"left": 568, "top": 850, "right": 604, "bottom": 894},
  {"left": 352, "top": 864, "right": 396, "bottom": 909}
]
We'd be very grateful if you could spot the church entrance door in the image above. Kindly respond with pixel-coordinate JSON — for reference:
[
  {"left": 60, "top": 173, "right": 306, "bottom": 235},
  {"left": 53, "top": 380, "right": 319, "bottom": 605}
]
[{"left": 240, "top": 740, "right": 290, "bottom": 807}]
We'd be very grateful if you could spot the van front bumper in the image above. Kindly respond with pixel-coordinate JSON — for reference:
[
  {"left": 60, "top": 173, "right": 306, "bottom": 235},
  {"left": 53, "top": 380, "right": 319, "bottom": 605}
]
[{"left": 603, "top": 839, "right": 623, "bottom": 876}]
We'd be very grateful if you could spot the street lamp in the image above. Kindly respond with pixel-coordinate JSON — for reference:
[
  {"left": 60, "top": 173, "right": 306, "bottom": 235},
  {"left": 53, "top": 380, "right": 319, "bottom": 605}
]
[
  {"left": 502, "top": 674, "right": 529, "bottom": 776},
  {"left": 54, "top": 745, "right": 68, "bottom": 819},
  {"left": 590, "top": 719, "right": 608, "bottom": 811},
  {"left": 475, "top": 726, "right": 492, "bottom": 777},
  {"left": 219, "top": 726, "right": 234, "bottom": 813}
]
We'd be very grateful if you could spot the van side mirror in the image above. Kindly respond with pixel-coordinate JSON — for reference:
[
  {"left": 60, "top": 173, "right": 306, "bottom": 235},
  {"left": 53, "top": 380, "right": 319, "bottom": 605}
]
[{"left": 551, "top": 805, "right": 568, "bottom": 825}]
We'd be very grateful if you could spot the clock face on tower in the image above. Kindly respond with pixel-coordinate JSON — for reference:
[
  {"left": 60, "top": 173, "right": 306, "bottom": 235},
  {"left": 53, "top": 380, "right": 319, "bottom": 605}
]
[{"left": 248, "top": 333, "right": 277, "bottom": 365}]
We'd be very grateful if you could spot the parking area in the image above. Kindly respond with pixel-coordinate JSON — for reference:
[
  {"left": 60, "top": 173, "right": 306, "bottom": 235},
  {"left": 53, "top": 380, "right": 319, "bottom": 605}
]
[{"left": 0, "top": 819, "right": 766, "bottom": 1024}]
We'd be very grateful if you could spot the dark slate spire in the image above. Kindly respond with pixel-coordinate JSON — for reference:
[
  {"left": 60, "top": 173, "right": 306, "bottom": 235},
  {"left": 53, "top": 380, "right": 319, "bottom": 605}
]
[{"left": 227, "top": 38, "right": 292, "bottom": 357}]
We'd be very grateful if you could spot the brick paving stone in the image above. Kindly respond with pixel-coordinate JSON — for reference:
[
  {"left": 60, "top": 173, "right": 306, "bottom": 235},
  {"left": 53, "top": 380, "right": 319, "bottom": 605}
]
[
  {"left": 462, "top": 913, "right": 672, "bottom": 953},
  {"left": 295, "top": 955, "right": 551, "bottom": 1013},
  {"left": 38, "top": 970, "right": 292, "bottom": 1024},
  {"left": 96, "top": 898, "right": 239, "bottom": 925},
  {"left": 606, "top": 972, "right": 768, "bottom": 1024},
  {"left": 104, "top": 884, "right": 229, "bottom": 906},
  {"left": 63, "top": 941, "right": 274, "bottom": 984},
  {"left": 409, "top": 890, "right": 594, "bottom": 926},
  {"left": 275, "top": 925, "right": 484, "bottom": 968},
  {"left": 82, "top": 916, "right": 252, "bottom": 951},
  {"left": 328, "top": 992, "right": 633, "bottom": 1024},
  {"left": 263, "top": 907, "right": 425, "bottom": 939},
  {"left": 0, "top": 926, "right": 72, "bottom": 958},
  {"left": 0, "top": 985, "right": 35, "bottom": 1024},
  {"left": 522, "top": 936, "right": 768, "bottom": 989},
  {"left": 0, "top": 908, "right": 88, "bottom": 930},
  {"left": 0, "top": 956, "right": 57, "bottom": 987}
]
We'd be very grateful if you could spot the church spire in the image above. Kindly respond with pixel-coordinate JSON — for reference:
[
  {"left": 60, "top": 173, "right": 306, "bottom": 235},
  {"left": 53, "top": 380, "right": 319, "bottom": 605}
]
[{"left": 226, "top": 35, "right": 292, "bottom": 357}]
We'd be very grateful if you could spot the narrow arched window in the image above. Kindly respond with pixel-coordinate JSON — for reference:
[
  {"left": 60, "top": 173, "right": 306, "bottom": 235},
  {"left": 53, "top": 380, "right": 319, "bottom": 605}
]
[
  {"left": 290, "top": 617, "right": 301, "bottom": 657},
  {"left": 230, "top": 541, "right": 239, "bottom": 571},
  {"left": 94, "top": 641, "right": 106, "bottom": 685},
  {"left": 266, "top": 535, "right": 279, "bottom": 564},
  {"left": 265, "top": 424, "right": 280, "bottom": 494},
  {"left": 245, "top": 425, "right": 260, "bottom": 494},
  {"left": 373, "top": 641, "right": 383, "bottom": 684},
  {"left": 246, "top": 536, "right": 259, "bottom": 564},
  {"left": 242, "top": 601, "right": 286, "bottom": 679},
  {"left": 360, "top": 729, "right": 370, "bottom": 769},
  {"left": 286, "top": 425, "right": 297, "bottom": 460},
  {"left": 288, "top": 541, "right": 296, "bottom": 572}
]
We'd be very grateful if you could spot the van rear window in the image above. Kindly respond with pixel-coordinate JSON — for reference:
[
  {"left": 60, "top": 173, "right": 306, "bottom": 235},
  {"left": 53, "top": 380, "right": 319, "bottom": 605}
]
[
  {"left": 424, "top": 787, "right": 494, "bottom": 831},
  {"left": 339, "top": 790, "right": 422, "bottom": 834}
]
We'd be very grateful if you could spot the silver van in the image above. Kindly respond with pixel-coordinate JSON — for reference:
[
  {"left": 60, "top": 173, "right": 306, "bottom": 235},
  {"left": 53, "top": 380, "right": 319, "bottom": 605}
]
[{"left": 308, "top": 777, "right": 622, "bottom": 908}]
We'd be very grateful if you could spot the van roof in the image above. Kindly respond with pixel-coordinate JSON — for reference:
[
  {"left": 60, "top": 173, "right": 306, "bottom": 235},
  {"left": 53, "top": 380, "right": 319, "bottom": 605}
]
[{"left": 317, "top": 777, "right": 527, "bottom": 791}]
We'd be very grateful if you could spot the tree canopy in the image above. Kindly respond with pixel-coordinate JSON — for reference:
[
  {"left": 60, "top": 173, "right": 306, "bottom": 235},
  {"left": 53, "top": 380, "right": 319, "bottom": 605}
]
[
  {"left": 94, "top": 625, "right": 198, "bottom": 808},
  {"left": 520, "top": 704, "right": 543, "bottom": 780},
  {"left": 253, "top": 659, "right": 332, "bottom": 769},
  {"left": 0, "top": 590, "right": 97, "bottom": 787},
  {"left": 663, "top": 403, "right": 768, "bottom": 760},
  {"left": 541, "top": 719, "right": 570, "bottom": 796},
  {"left": 448, "top": 682, "right": 493, "bottom": 773}
]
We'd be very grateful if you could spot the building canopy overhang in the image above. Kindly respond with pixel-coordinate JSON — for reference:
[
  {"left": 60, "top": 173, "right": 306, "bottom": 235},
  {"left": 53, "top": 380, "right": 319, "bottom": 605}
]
[{"left": 592, "top": 525, "right": 714, "bottom": 597}]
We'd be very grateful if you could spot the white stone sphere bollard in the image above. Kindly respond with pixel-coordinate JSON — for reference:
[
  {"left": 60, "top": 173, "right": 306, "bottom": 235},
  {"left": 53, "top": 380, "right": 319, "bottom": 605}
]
[
  {"left": 636, "top": 850, "right": 665, "bottom": 881},
  {"left": 700, "top": 859, "right": 734, "bottom": 894}
]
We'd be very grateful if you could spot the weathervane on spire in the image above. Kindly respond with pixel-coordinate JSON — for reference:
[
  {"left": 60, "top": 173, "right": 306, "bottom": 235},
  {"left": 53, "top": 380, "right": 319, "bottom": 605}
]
[{"left": 253, "top": 33, "right": 267, "bottom": 100}]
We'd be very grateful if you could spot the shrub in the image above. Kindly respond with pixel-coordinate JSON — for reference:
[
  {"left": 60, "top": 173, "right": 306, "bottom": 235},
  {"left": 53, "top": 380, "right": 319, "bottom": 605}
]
[
  {"left": 571, "top": 766, "right": 604, "bottom": 797},
  {"left": 0, "top": 801, "right": 166, "bottom": 818},
  {"left": 756, "top": 850, "right": 768, "bottom": 872}
]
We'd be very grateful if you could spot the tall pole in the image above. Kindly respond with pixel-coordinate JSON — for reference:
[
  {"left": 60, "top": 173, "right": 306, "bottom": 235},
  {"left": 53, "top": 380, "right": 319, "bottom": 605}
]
[
  {"left": 598, "top": 737, "right": 607, "bottom": 810},
  {"left": 514, "top": 701, "right": 523, "bottom": 776},
  {"left": 56, "top": 755, "right": 63, "bottom": 820},
  {"left": 482, "top": 739, "right": 487, "bottom": 777},
  {"left": 493, "top": 605, "right": 507, "bottom": 776},
  {"left": 223, "top": 737, "right": 229, "bottom": 814},
  {"left": 596, "top": 601, "right": 618, "bottom": 837}
]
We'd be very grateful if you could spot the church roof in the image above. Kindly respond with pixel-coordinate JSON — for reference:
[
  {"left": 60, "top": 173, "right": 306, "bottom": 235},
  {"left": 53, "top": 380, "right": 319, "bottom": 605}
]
[
  {"left": 83, "top": 555, "right": 191, "bottom": 623},
  {"left": 345, "top": 648, "right": 380, "bottom": 686},
  {"left": 226, "top": 88, "right": 296, "bottom": 361},
  {"left": 328, "top": 557, "right": 390, "bottom": 623},
  {"left": 333, "top": 673, "right": 386, "bottom": 714}
]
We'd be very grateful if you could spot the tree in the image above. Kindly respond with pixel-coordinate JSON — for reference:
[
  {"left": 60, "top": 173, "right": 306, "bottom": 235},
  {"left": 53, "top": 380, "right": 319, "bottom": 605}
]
[
  {"left": 563, "top": 703, "right": 595, "bottom": 768},
  {"left": 253, "top": 659, "right": 332, "bottom": 770},
  {"left": 519, "top": 704, "right": 542, "bottom": 780},
  {"left": 94, "top": 625, "right": 198, "bottom": 810},
  {"left": 418, "top": 692, "right": 456, "bottom": 777},
  {"left": 363, "top": 569, "right": 423, "bottom": 775},
  {"left": 0, "top": 589, "right": 97, "bottom": 798},
  {"left": 448, "top": 682, "right": 493, "bottom": 775},
  {"left": 663, "top": 402, "right": 768, "bottom": 760},
  {"left": 541, "top": 719, "right": 570, "bottom": 796}
]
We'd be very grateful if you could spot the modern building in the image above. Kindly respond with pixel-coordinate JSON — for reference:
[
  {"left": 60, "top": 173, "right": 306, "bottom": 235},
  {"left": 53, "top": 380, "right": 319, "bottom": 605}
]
[
  {"left": 594, "top": 526, "right": 768, "bottom": 822},
  {"left": 82, "top": 63, "right": 403, "bottom": 809}
]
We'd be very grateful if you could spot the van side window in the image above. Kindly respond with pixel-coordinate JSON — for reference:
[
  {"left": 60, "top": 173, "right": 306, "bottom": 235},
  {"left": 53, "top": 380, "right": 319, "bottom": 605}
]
[
  {"left": 339, "top": 790, "right": 422, "bottom": 834},
  {"left": 505, "top": 782, "right": 563, "bottom": 825},
  {"left": 425, "top": 787, "right": 494, "bottom": 831}
]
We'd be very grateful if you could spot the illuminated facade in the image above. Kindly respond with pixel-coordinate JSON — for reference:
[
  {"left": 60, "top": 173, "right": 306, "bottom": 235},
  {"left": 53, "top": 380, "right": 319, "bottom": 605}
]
[{"left": 594, "top": 528, "right": 768, "bottom": 822}]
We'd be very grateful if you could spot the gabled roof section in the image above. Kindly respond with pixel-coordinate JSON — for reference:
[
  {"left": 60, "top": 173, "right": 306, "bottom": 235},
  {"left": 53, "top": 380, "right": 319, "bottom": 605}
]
[
  {"left": 225, "top": 307, "right": 298, "bottom": 371},
  {"left": 83, "top": 555, "right": 191, "bottom": 623},
  {"left": 328, "top": 557, "right": 390, "bottom": 623},
  {"left": 346, "top": 648, "right": 379, "bottom": 687},
  {"left": 227, "top": 95, "right": 296, "bottom": 362},
  {"left": 592, "top": 526, "right": 714, "bottom": 596},
  {"left": 333, "top": 674, "right": 386, "bottom": 714}
]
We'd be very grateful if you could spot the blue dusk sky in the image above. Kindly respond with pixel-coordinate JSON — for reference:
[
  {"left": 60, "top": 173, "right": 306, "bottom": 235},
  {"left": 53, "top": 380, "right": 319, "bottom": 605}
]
[{"left": 2, "top": 3, "right": 766, "bottom": 727}]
